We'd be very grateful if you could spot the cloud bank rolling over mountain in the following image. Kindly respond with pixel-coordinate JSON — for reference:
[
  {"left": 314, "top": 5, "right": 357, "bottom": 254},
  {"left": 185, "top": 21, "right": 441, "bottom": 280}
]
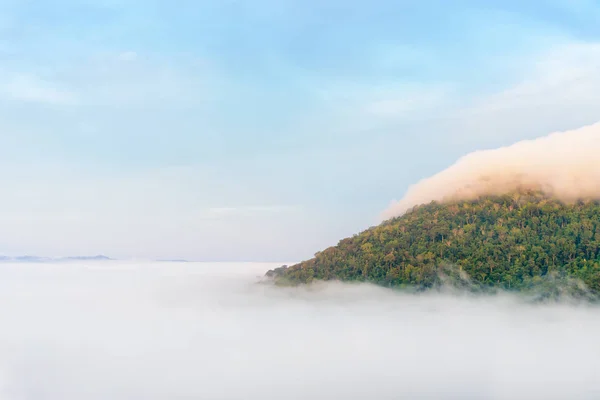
[{"left": 382, "top": 122, "right": 600, "bottom": 220}]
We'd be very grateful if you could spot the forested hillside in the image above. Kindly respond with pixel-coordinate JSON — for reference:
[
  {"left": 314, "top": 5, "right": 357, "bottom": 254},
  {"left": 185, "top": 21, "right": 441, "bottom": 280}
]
[{"left": 266, "top": 191, "right": 600, "bottom": 293}]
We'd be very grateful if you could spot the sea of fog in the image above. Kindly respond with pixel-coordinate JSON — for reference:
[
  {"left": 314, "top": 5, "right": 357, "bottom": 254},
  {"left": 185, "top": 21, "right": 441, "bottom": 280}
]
[{"left": 0, "top": 261, "right": 599, "bottom": 399}]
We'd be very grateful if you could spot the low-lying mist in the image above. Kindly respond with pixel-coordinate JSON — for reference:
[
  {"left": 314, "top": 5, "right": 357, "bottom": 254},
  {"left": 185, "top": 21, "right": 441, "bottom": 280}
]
[
  {"left": 382, "top": 121, "right": 600, "bottom": 220},
  {"left": 1, "top": 261, "right": 599, "bottom": 400}
]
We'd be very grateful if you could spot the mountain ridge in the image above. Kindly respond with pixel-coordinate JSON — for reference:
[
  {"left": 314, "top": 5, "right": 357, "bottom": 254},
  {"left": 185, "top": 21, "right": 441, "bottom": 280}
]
[{"left": 267, "top": 191, "right": 600, "bottom": 295}]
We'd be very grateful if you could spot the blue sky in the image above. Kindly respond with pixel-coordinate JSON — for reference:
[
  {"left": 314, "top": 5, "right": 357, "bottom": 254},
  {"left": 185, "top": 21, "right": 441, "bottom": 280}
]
[{"left": 0, "top": 0, "right": 599, "bottom": 260}]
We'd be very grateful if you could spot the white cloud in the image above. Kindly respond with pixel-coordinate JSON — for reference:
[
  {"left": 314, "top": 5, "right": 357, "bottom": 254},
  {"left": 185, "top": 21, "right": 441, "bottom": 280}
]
[{"left": 1, "top": 262, "right": 600, "bottom": 399}]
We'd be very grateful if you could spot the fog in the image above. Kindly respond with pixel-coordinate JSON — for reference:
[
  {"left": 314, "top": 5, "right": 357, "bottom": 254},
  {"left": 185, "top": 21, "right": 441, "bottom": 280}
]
[
  {"left": 0, "top": 261, "right": 599, "bottom": 399},
  {"left": 382, "top": 121, "right": 600, "bottom": 220}
]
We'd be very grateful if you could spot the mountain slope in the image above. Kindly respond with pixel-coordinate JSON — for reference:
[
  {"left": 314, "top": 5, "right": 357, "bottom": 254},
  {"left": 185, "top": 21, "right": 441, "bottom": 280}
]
[{"left": 267, "top": 191, "right": 600, "bottom": 293}]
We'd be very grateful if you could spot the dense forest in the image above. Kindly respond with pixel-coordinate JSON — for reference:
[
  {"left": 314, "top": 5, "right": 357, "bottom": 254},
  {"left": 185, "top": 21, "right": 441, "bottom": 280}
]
[{"left": 266, "top": 191, "right": 600, "bottom": 294}]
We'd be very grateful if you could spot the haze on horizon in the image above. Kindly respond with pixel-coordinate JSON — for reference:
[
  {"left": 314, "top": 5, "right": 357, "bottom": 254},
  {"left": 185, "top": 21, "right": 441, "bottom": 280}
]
[{"left": 0, "top": 1, "right": 599, "bottom": 261}]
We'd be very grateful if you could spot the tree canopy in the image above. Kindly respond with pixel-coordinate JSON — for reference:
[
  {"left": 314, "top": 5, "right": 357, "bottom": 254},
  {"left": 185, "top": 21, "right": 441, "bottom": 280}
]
[{"left": 266, "top": 191, "right": 600, "bottom": 294}]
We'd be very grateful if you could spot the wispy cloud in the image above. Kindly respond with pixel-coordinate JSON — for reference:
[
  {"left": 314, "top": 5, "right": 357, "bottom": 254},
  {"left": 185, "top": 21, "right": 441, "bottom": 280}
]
[
  {"left": 207, "top": 205, "right": 299, "bottom": 218},
  {"left": 471, "top": 42, "right": 600, "bottom": 114},
  {"left": 2, "top": 74, "right": 78, "bottom": 105},
  {"left": 363, "top": 87, "right": 449, "bottom": 118},
  {"left": 61, "top": 52, "right": 208, "bottom": 108},
  {"left": 0, "top": 51, "right": 210, "bottom": 111},
  {"left": 310, "top": 81, "right": 453, "bottom": 137},
  {"left": 117, "top": 51, "right": 137, "bottom": 61},
  {"left": 441, "top": 40, "right": 600, "bottom": 146}
]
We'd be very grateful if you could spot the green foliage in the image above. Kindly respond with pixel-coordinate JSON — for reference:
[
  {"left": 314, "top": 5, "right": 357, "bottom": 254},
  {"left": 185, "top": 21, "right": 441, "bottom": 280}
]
[{"left": 270, "top": 191, "right": 600, "bottom": 293}]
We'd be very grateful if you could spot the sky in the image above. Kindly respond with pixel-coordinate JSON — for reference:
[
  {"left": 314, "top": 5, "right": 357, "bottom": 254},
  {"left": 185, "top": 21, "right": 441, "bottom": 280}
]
[{"left": 0, "top": 0, "right": 599, "bottom": 261}]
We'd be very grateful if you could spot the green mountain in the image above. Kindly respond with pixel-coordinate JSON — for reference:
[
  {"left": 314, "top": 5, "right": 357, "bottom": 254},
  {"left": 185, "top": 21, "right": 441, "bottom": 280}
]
[{"left": 266, "top": 191, "right": 600, "bottom": 294}]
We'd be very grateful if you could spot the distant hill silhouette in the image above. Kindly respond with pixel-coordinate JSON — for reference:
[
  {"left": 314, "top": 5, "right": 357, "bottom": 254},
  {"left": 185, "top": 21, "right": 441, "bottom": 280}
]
[
  {"left": 63, "top": 255, "right": 112, "bottom": 261},
  {"left": 0, "top": 255, "right": 113, "bottom": 262}
]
